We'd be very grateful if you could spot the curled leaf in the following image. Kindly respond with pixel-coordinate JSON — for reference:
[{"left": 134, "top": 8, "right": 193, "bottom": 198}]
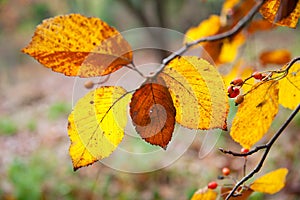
[
  {"left": 279, "top": 63, "right": 300, "bottom": 109},
  {"left": 191, "top": 187, "right": 217, "bottom": 200},
  {"left": 160, "top": 56, "right": 228, "bottom": 130},
  {"left": 130, "top": 77, "right": 176, "bottom": 149},
  {"left": 250, "top": 168, "right": 288, "bottom": 194},
  {"left": 68, "top": 86, "right": 130, "bottom": 170},
  {"left": 22, "top": 14, "right": 132, "bottom": 77},
  {"left": 230, "top": 81, "right": 279, "bottom": 149}
]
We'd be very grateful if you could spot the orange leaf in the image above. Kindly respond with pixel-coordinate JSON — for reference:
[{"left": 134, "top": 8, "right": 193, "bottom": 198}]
[
  {"left": 191, "top": 187, "right": 217, "bottom": 200},
  {"left": 129, "top": 77, "right": 176, "bottom": 149},
  {"left": 22, "top": 14, "right": 132, "bottom": 77},
  {"left": 230, "top": 81, "right": 279, "bottom": 149},
  {"left": 160, "top": 56, "right": 228, "bottom": 130},
  {"left": 259, "top": 49, "right": 291, "bottom": 66},
  {"left": 247, "top": 19, "right": 275, "bottom": 34},
  {"left": 250, "top": 168, "right": 288, "bottom": 194},
  {"left": 260, "top": 0, "right": 300, "bottom": 28}
]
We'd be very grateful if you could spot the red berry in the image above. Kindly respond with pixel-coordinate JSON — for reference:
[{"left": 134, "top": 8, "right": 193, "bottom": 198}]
[
  {"left": 252, "top": 71, "right": 263, "bottom": 80},
  {"left": 207, "top": 181, "right": 218, "bottom": 189},
  {"left": 230, "top": 78, "right": 244, "bottom": 86},
  {"left": 222, "top": 167, "right": 231, "bottom": 176},
  {"left": 228, "top": 86, "right": 240, "bottom": 98},
  {"left": 241, "top": 148, "right": 249, "bottom": 153}
]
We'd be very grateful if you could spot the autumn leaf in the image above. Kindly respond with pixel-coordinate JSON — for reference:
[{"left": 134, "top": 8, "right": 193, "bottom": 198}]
[
  {"left": 259, "top": 49, "right": 291, "bottom": 66},
  {"left": 160, "top": 56, "right": 228, "bottom": 130},
  {"left": 184, "top": 15, "right": 221, "bottom": 44},
  {"left": 250, "top": 168, "right": 288, "bottom": 194},
  {"left": 22, "top": 14, "right": 132, "bottom": 77},
  {"left": 279, "top": 63, "right": 300, "bottom": 109},
  {"left": 247, "top": 19, "right": 275, "bottom": 34},
  {"left": 260, "top": 0, "right": 300, "bottom": 28},
  {"left": 220, "top": 187, "right": 253, "bottom": 200},
  {"left": 68, "top": 86, "right": 131, "bottom": 170},
  {"left": 129, "top": 77, "right": 176, "bottom": 149},
  {"left": 191, "top": 187, "right": 217, "bottom": 200},
  {"left": 230, "top": 81, "right": 279, "bottom": 149}
]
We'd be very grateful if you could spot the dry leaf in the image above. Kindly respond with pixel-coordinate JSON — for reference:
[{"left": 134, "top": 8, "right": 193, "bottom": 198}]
[
  {"left": 279, "top": 63, "right": 300, "bottom": 109},
  {"left": 230, "top": 81, "right": 279, "bottom": 149},
  {"left": 68, "top": 86, "right": 130, "bottom": 170},
  {"left": 250, "top": 168, "right": 288, "bottom": 194},
  {"left": 260, "top": 0, "right": 300, "bottom": 28},
  {"left": 220, "top": 187, "right": 253, "bottom": 200},
  {"left": 22, "top": 14, "right": 132, "bottom": 77},
  {"left": 129, "top": 77, "right": 176, "bottom": 149},
  {"left": 160, "top": 56, "right": 228, "bottom": 130}
]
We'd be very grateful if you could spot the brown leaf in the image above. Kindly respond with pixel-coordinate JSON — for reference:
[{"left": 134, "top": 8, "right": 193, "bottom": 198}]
[
  {"left": 220, "top": 187, "right": 253, "bottom": 200},
  {"left": 130, "top": 77, "right": 176, "bottom": 149}
]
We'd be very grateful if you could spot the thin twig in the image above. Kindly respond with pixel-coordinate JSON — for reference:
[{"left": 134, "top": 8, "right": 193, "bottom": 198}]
[
  {"left": 225, "top": 104, "right": 300, "bottom": 200},
  {"left": 160, "top": 0, "right": 266, "bottom": 67}
]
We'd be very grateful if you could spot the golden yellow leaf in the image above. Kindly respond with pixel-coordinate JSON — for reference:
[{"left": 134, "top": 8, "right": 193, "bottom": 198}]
[
  {"left": 218, "top": 33, "right": 246, "bottom": 64},
  {"left": 22, "top": 14, "right": 132, "bottom": 77},
  {"left": 160, "top": 56, "right": 229, "bottom": 130},
  {"left": 184, "top": 15, "right": 221, "bottom": 44},
  {"left": 250, "top": 168, "right": 288, "bottom": 194},
  {"left": 279, "top": 63, "right": 300, "bottom": 109},
  {"left": 221, "top": 0, "right": 240, "bottom": 14},
  {"left": 68, "top": 86, "right": 131, "bottom": 170},
  {"left": 191, "top": 187, "right": 217, "bottom": 200},
  {"left": 260, "top": 0, "right": 300, "bottom": 28},
  {"left": 230, "top": 81, "right": 279, "bottom": 149},
  {"left": 259, "top": 49, "right": 291, "bottom": 66}
]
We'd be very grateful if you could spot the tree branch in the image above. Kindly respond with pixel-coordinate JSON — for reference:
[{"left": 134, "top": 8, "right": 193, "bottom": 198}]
[
  {"left": 161, "top": 0, "right": 266, "bottom": 67},
  {"left": 225, "top": 104, "right": 300, "bottom": 200}
]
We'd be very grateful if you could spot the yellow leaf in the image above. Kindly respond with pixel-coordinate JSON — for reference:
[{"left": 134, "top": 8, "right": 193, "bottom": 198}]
[
  {"left": 191, "top": 187, "right": 217, "bottom": 200},
  {"left": 279, "top": 63, "right": 300, "bottom": 109},
  {"left": 222, "top": 0, "right": 240, "bottom": 14},
  {"left": 184, "top": 15, "right": 221, "bottom": 44},
  {"left": 218, "top": 33, "right": 246, "bottom": 64},
  {"left": 250, "top": 168, "right": 288, "bottom": 194},
  {"left": 259, "top": 49, "right": 291, "bottom": 66},
  {"left": 230, "top": 81, "right": 279, "bottom": 149},
  {"left": 260, "top": 0, "right": 300, "bottom": 28},
  {"left": 68, "top": 86, "right": 131, "bottom": 170},
  {"left": 160, "top": 56, "right": 229, "bottom": 130},
  {"left": 22, "top": 14, "right": 132, "bottom": 77}
]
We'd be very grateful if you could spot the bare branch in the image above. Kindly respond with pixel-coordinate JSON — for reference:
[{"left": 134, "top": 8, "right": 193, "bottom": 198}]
[{"left": 225, "top": 103, "right": 300, "bottom": 200}]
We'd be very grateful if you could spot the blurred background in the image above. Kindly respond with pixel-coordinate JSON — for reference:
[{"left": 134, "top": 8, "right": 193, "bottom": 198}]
[{"left": 0, "top": 0, "right": 300, "bottom": 199}]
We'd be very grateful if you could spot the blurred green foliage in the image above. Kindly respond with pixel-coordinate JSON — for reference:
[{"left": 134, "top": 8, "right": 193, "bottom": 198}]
[
  {"left": 47, "top": 102, "right": 71, "bottom": 120},
  {"left": 0, "top": 117, "right": 18, "bottom": 135}
]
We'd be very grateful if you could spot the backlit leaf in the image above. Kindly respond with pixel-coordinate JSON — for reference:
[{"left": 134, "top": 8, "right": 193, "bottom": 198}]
[
  {"left": 191, "top": 187, "right": 217, "bottom": 200},
  {"left": 68, "top": 86, "right": 130, "bottom": 170},
  {"left": 279, "top": 63, "right": 300, "bottom": 109},
  {"left": 129, "top": 77, "right": 176, "bottom": 149},
  {"left": 259, "top": 49, "right": 291, "bottom": 66},
  {"left": 220, "top": 187, "right": 253, "bottom": 200},
  {"left": 22, "top": 14, "right": 132, "bottom": 77},
  {"left": 184, "top": 15, "right": 221, "bottom": 44},
  {"left": 260, "top": 0, "right": 300, "bottom": 28},
  {"left": 160, "top": 56, "right": 228, "bottom": 130},
  {"left": 250, "top": 168, "right": 288, "bottom": 194},
  {"left": 230, "top": 81, "right": 279, "bottom": 149}
]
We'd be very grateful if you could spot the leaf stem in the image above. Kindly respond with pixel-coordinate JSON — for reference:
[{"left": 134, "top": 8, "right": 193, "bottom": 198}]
[{"left": 224, "top": 103, "right": 300, "bottom": 200}]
